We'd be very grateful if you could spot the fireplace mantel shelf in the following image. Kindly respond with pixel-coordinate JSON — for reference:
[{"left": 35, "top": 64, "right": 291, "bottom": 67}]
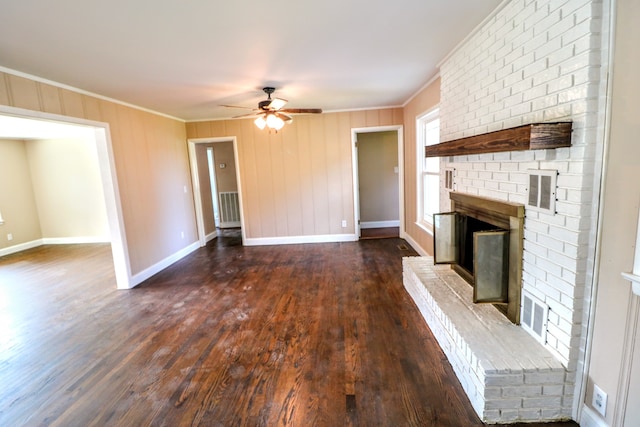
[{"left": 426, "top": 122, "right": 572, "bottom": 157}]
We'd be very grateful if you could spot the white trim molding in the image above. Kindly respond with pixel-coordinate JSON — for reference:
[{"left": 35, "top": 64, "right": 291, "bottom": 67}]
[
  {"left": 243, "top": 233, "right": 358, "bottom": 246},
  {"left": 580, "top": 405, "right": 609, "bottom": 427}
]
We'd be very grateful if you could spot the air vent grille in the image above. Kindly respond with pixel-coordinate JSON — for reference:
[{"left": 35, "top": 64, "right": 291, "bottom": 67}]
[
  {"left": 521, "top": 291, "right": 548, "bottom": 344},
  {"left": 444, "top": 168, "right": 455, "bottom": 191},
  {"left": 527, "top": 169, "right": 557, "bottom": 214}
]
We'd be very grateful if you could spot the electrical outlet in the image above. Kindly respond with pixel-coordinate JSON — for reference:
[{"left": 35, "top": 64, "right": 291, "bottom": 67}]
[
  {"left": 592, "top": 384, "right": 607, "bottom": 417},
  {"left": 341, "top": 220, "right": 347, "bottom": 228},
  {"left": 7, "top": 233, "right": 13, "bottom": 241},
  {"left": 180, "top": 231, "right": 185, "bottom": 239}
]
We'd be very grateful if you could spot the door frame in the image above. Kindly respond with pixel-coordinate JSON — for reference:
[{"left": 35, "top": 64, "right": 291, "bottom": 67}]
[
  {"left": 0, "top": 105, "right": 131, "bottom": 288},
  {"left": 351, "top": 125, "right": 404, "bottom": 239},
  {"left": 187, "top": 136, "right": 245, "bottom": 246}
]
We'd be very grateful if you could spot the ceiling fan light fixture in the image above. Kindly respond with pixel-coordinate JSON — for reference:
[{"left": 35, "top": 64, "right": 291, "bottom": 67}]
[
  {"left": 254, "top": 115, "right": 267, "bottom": 130},
  {"left": 266, "top": 113, "right": 285, "bottom": 131}
]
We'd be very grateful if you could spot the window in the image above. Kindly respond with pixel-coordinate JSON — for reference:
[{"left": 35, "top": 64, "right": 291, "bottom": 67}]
[{"left": 416, "top": 108, "right": 440, "bottom": 231}]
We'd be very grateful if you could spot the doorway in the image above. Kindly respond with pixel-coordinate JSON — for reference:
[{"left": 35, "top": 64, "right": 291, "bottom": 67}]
[
  {"left": 352, "top": 126, "right": 404, "bottom": 240},
  {"left": 0, "top": 107, "right": 129, "bottom": 289},
  {"left": 188, "top": 137, "right": 244, "bottom": 246}
]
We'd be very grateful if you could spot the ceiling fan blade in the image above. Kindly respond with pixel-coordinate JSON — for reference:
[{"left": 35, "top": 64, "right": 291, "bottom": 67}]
[
  {"left": 275, "top": 112, "right": 293, "bottom": 122},
  {"left": 232, "top": 112, "right": 260, "bottom": 119},
  {"left": 221, "top": 104, "right": 254, "bottom": 109},
  {"left": 279, "top": 108, "right": 322, "bottom": 114},
  {"left": 268, "top": 97, "right": 288, "bottom": 110}
]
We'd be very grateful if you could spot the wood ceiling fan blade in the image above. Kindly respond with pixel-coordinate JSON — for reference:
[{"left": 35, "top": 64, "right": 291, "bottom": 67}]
[
  {"left": 232, "top": 112, "right": 261, "bottom": 119},
  {"left": 275, "top": 112, "right": 293, "bottom": 122},
  {"left": 279, "top": 108, "right": 323, "bottom": 114},
  {"left": 221, "top": 104, "right": 254, "bottom": 109}
]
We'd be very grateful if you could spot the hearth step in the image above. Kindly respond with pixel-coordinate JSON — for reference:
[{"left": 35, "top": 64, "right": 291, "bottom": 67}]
[{"left": 403, "top": 256, "right": 572, "bottom": 424}]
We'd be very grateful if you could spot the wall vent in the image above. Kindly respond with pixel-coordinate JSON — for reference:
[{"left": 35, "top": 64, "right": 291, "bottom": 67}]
[
  {"left": 527, "top": 169, "right": 557, "bottom": 213},
  {"left": 444, "top": 168, "right": 455, "bottom": 191},
  {"left": 521, "top": 291, "right": 548, "bottom": 344}
]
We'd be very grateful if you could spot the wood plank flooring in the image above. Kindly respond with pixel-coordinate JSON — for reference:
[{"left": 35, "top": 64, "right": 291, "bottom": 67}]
[
  {"left": 359, "top": 227, "right": 399, "bottom": 240},
  {"left": 0, "top": 235, "right": 579, "bottom": 426}
]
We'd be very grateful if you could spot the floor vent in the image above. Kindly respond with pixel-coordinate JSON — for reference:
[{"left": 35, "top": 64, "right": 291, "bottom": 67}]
[
  {"left": 219, "top": 192, "right": 241, "bottom": 227},
  {"left": 521, "top": 291, "right": 548, "bottom": 344},
  {"left": 397, "top": 244, "right": 409, "bottom": 251}
]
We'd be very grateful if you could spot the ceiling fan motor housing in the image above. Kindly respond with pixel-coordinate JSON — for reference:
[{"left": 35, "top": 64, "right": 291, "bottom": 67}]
[
  {"left": 259, "top": 87, "right": 277, "bottom": 110},
  {"left": 258, "top": 100, "right": 272, "bottom": 110}
]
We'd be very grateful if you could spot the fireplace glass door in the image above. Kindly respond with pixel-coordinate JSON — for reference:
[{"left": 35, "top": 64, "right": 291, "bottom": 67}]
[
  {"left": 433, "top": 212, "right": 510, "bottom": 305},
  {"left": 473, "top": 230, "right": 509, "bottom": 303}
]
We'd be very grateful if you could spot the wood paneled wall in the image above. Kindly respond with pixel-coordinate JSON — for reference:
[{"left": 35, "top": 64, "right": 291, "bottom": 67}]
[
  {"left": 402, "top": 77, "right": 440, "bottom": 255},
  {"left": 0, "top": 72, "right": 196, "bottom": 274},
  {"left": 186, "top": 109, "right": 403, "bottom": 239}
]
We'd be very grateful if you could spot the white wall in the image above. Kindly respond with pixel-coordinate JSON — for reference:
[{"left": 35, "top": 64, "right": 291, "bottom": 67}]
[
  {"left": 26, "top": 138, "right": 109, "bottom": 241},
  {"left": 0, "top": 139, "right": 42, "bottom": 249},
  {"left": 586, "top": 0, "right": 640, "bottom": 424}
]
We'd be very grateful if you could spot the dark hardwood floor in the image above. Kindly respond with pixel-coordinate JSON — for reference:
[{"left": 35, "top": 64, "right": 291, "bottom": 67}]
[
  {"left": 0, "top": 234, "right": 579, "bottom": 426},
  {"left": 359, "top": 227, "right": 399, "bottom": 240}
]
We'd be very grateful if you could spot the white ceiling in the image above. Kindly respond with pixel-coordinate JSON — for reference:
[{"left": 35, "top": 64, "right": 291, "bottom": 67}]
[{"left": 0, "top": 0, "right": 502, "bottom": 121}]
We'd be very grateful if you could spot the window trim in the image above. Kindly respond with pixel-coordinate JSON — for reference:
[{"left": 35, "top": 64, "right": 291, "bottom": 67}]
[{"left": 416, "top": 107, "right": 440, "bottom": 233}]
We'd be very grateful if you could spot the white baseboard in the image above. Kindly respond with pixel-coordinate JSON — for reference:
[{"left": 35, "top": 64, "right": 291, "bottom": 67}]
[
  {"left": 0, "top": 237, "right": 110, "bottom": 258},
  {"left": 0, "top": 239, "right": 44, "bottom": 257},
  {"left": 361, "top": 220, "right": 400, "bottom": 229},
  {"left": 42, "top": 236, "right": 111, "bottom": 244},
  {"left": 205, "top": 231, "right": 217, "bottom": 242},
  {"left": 243, "top": 233, "right": 358, "bottom": 246},
  {"left": 219, "top": 221, "right": 241, "bottom": 228},
  {"left": 579, "top": 405, "right": 609, "bottom": 427},
  {"left": 402, "top": 232, "right": 428, "bottom": 256},
  {"left": 128, "top": 241, "right": 200, "bottom": 289}
]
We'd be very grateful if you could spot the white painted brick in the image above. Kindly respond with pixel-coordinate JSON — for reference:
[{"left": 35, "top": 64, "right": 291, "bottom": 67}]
[
  {"left": 547, "top": 74, "right": 574, "bottom": 94},
  {"left": 498, "top": 409, "right": 520, "bottom": 423},
  {"left": 523, "top": 371, "right": 566, "bottom": 385},
  {"left": 536, "top": 234, "right": 564, "bottom": 252},
  {"left": 542, "top": 407, "right": 564, "bottom": 419},
  {"left": 561, "top": 18, "right": 597, "bottom": 47},
  {"left": 485, "top": 398, "right": 523, "bottom": 410},
  {"left": 559, "top": 50, "right": 599, "bottom": 76},
  {"left": 438, "top": 0, "right": 603, "bottom": 412},
  {"left": 534, "top": 258, "right": 563, "bottom": 281},
  {"left": 543, "top": 103, "right": 573, "bottom": 120},
  {"left": 502, "top": 385, "right": 543, "bottom": 398}
]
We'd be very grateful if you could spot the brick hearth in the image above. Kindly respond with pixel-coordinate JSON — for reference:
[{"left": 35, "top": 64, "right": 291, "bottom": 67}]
[{"left": 403, "top": 257, "right": 573, "bottom": 423}]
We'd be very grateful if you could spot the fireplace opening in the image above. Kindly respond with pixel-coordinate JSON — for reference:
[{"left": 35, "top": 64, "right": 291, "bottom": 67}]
[
  {"left": 433, "top": 192, "right": 524, "bottom": 324},
  {"left": 459, "top": 216, "right": 505, "bottom": 277}
]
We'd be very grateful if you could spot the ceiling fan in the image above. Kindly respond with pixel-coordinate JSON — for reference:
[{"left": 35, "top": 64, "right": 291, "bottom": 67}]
[{"left": 223, "top": 87, "right": 322, "bottom": 131}]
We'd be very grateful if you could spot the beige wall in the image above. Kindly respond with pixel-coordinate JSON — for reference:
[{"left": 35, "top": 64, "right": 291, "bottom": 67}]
[
  {"left": 0, "top": 71, "right": 196, "bottom": 275},
  {"left": 402, "top": 78, "right": 440, "bottom": 255},
  {"left": 586, "top": 0, "right": 640, "bottom": 423},
  {"left": 213, "top": 141, "right": 237, "bottom": 193},
  {"left": 0, "top": 139, "right": 42, "bottom": 248},
  {"left": 357, "top": 131, "right": 399, "bottom": 223},
  {"left": 186, "top": 109, "right": 403, "bottom": 239},
  {"left": 26, "top": 138, "right": 109, "bottom": 240}
]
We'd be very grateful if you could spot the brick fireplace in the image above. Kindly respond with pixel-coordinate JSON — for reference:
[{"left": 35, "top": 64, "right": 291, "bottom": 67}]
[{"left": 403, "top": 1, "right": 607, "bottom": 422}]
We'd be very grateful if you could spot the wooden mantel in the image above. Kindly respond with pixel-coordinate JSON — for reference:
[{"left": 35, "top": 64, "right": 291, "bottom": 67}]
[{"left": 426, "top": 122, "right": 572, "bottom": 157}]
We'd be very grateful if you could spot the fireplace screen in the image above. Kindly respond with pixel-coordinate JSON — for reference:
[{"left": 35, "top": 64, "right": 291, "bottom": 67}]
[{"left": 434, "top": 212, "right": 509, "bottom": 304}]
